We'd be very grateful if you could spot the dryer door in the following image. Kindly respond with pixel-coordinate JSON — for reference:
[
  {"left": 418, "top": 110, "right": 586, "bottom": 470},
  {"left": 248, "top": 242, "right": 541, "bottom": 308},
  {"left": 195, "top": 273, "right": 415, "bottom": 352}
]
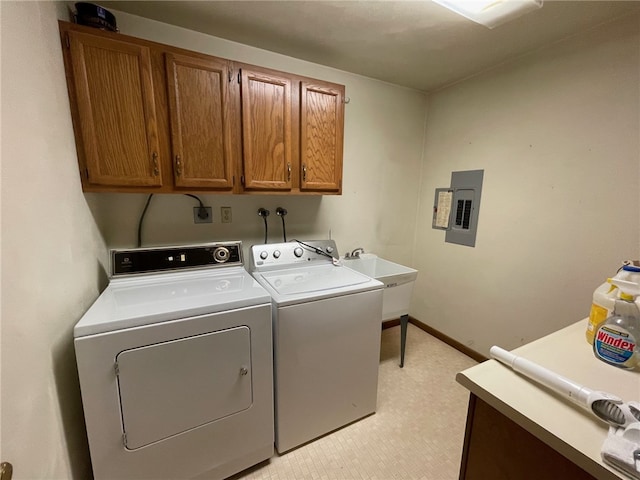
[{"left": 116, "top": 326, "right": 252, "bottom": 449}]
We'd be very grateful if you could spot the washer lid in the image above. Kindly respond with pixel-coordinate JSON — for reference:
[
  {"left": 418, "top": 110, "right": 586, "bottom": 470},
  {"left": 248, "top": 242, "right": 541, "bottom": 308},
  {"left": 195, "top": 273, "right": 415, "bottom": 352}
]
[
  {"left": 259, "top": 264, "right": 374, "bottom": 295},
  {"left": 74, "top": 267, "right": 271, "bottom": 337}
]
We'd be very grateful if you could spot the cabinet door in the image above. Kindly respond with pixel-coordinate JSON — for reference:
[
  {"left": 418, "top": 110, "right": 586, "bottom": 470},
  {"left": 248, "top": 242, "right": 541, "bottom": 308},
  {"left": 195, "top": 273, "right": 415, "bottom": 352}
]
[
  {"left": 68, "top": 31, "right": 161, "bottom": 187},
  {"left": 166, "top": 53, "right": 234, "bottom": 189},
  {"left": 240, "top": 68, "right": 292, "bottom": 191},
  {"left": 300, "top": 81, "right": 344, "bottom": 192}
]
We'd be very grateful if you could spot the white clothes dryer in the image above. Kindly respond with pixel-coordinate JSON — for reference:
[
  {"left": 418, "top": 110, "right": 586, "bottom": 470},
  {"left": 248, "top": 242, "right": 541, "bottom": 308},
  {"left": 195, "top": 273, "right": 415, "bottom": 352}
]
[
  {"left": 74, "top": 242, "right": 273, "bottom": 480},
  {"left": 249, "top": 240, "right": 383, "bottom": 453}
]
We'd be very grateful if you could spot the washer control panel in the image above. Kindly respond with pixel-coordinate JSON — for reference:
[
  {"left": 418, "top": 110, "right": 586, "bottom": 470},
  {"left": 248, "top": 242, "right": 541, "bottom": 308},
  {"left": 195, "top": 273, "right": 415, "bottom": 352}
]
[
  {"left": 112, "top": 242, "right": 243, "bottom": 277},
  {"left": 249, "top": 240, "right": 339, "bottom": 271}
]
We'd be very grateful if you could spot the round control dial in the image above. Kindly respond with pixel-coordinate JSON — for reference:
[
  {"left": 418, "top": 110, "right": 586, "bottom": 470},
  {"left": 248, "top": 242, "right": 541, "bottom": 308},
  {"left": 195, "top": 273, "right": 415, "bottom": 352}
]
[
  {"left": 260, "top": 251, "right": 268, "bottom": 260},
  {"left": 326, "top": 246, "right": 334, "bottom": 254},
  {"left": 293, "top": 247, "right": 304, "bottom": 258},
  {"left": 273, "top": 250, "right": 281, "bottom": 258},
  {"left": 213, "top": 247, "right": 230, "bottom": 263}
]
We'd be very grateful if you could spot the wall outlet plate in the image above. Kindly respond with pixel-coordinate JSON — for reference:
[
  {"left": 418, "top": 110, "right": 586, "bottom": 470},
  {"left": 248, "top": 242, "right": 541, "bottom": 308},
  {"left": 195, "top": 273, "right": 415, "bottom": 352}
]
[
  {"left": 193, "top": 206, "right": 212, "bottom": 224},
  {"left": 221, "top": 206, "right": 232, "bottom": 223}
]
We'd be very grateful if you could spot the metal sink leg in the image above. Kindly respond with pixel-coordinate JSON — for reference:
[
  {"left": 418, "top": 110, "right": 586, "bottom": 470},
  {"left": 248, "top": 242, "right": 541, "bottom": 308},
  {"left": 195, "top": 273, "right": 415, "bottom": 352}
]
[{"left": 400, "top": 314, "right": 409, "bottom": 368}]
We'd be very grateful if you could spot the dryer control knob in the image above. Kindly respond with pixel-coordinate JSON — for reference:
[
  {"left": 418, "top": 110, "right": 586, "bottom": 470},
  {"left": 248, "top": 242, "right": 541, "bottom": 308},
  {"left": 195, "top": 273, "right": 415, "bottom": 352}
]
[
  {"left": 273, "top": 250, "right": 281, "bottom": 258},
  {"left": 326, "top": 246, "right": 334, "bottom": 254},
  {"left": 260, "top": 251, "right": 268, "bottom": 260},
  {"left": 213, "top": 247, "right": 230, "bottom": 263},
  {"left": 294, "top": 247, "right": 304, "bottom": 258}
]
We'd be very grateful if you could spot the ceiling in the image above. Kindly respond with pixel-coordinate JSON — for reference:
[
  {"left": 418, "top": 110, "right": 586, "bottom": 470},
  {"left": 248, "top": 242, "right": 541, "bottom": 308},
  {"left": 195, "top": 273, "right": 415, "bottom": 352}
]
[{"left": 101, "top": 1, "right": 640, "bottom": 92}]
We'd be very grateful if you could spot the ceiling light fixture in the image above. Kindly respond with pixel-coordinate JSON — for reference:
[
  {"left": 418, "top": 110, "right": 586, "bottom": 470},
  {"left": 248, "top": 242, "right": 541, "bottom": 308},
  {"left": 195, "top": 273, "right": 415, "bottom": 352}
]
[{"left": 432, "top": 0, "right": 543, "bottom": 29}]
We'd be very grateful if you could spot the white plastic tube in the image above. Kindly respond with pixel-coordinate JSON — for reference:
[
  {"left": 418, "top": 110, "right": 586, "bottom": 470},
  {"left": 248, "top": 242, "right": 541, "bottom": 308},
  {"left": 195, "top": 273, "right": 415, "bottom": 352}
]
[
  {"left": 489, "top": 346, "right": 640, "bottom": 428},
  {"left": 490, "top": 346, "right": 593, "bottom": 406}
]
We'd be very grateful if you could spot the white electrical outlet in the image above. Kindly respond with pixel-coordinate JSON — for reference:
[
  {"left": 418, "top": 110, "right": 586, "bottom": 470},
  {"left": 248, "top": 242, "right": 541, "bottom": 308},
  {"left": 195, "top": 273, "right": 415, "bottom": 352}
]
[{"left": 221, "top": 206, "right": 232, "bottom": 223}]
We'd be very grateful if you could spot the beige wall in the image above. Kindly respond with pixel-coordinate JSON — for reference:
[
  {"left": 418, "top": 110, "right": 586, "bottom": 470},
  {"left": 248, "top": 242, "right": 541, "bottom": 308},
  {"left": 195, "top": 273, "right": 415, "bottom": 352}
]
[
  {"left": 3, "top": 2, "right": 639, "bottom": 478},
  {"left": 1, "top": 1, "right": 107, "bottom": 478},
  {"left": 412, "top": 14, "right": 640, "bottom": 355},
  {"left": 1, "top": 3, "right": 426, "bottom": 478},
  {"left": 90, "top": 10, "right": 427, "bottom": 266}
]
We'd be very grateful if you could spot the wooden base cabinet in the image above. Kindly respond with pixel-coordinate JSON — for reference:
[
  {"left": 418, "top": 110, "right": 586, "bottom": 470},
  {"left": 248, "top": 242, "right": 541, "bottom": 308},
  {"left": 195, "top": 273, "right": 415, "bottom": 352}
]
[
  {"left": 59, "top": 21, "right": 345, "bottom": 195},
  {"left": 460, "top": 395, "right": 596, "bottom": 480}
]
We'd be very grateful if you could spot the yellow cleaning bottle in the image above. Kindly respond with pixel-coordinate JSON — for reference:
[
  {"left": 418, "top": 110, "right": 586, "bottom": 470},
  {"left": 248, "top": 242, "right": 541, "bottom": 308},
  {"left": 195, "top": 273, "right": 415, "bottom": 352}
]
[
  {"left": 586, "top": 263, "right": 640, "bottom": 345},
  {"left": 593, "top": 279, "right": 640, "bottom": 370}
]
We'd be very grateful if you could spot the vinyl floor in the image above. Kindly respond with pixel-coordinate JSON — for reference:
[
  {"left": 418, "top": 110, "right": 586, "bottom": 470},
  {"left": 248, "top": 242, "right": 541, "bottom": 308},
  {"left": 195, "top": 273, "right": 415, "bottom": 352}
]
[{"left": 232, "top": 323, "right": 478, "bottom": 480}]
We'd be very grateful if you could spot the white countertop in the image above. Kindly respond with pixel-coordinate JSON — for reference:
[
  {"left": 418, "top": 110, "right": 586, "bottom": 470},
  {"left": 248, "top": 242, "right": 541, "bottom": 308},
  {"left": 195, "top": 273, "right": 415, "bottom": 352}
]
[{"left": 457, "top": 319, "right": 640, "bottom": 480}]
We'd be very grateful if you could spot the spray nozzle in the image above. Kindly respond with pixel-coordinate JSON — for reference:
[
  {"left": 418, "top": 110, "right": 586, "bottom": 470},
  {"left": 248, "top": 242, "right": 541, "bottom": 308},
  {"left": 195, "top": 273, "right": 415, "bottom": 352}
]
[{"left": 609, "top": 278, "right": 640, "bottom": 301}]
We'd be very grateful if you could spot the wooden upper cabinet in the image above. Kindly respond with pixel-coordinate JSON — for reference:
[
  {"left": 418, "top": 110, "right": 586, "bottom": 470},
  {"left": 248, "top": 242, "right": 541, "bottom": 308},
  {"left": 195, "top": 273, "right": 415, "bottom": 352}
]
[
  {"left": 240, "top": 67, "right": 293, "bottom": 191},
  {"left": 300, "top": 81, "right": 344, "bottom": 192},
  {"left": 67, "top": 30, "right": 162, "bottom": 187},
  {"left": 60, "top": 22, "right": 344, "bottom": 195},
  {"left": 165, "top": 53, "right": 234, "bottom": 190}
]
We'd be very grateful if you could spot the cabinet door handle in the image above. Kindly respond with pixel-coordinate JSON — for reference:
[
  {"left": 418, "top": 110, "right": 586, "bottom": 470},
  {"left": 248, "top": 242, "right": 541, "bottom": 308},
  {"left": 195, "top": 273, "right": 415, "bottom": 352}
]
[
  {"left": 175, "top": 155, "right": 182, "bottom": 176},
  {"left": 302, "top": 164, "right": 307, "bottom": 182},
  {"left": 152, "top": 152, "right": 159, "bottom": 176},
  {"left": 287, "top": 163, "right": 291, "bottom": 181},
  {"left": 1, "top": 462, "right": 13, "bottom": 480}
]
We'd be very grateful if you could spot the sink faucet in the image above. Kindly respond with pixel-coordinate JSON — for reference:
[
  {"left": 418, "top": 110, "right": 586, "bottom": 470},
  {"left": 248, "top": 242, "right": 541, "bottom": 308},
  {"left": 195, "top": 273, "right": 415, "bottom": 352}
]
[{"left": 346, "top": 247, "right": 364, "bottom": 259}]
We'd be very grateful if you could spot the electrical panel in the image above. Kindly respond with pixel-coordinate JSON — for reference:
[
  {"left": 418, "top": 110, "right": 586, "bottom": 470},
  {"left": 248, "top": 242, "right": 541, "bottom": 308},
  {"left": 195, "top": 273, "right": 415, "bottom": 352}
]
[{"left": 433, "top": 169, "right": 484, "bottom": 247}]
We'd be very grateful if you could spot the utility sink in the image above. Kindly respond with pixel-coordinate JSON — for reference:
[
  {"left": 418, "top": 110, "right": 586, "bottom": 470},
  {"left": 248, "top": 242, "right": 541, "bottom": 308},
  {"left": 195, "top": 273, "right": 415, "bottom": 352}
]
[
  {"left": 343, "top": 253, "right": 418, "bottom": 367},
  {"left": 344, "top": 254, "right": 417, "bottom": 320},
  {"left": 344, "top": 254, "right": 417, "bottom": 292}
]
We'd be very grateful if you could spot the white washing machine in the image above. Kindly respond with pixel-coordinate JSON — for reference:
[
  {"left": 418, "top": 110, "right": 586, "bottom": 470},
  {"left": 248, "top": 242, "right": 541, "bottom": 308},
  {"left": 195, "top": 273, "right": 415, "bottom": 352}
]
[
  {"left": 74, "top": 242, "right": 274, "bottom": 480},
  {"left": 248, "top": 240, "right": 383, "bottom": 453}
]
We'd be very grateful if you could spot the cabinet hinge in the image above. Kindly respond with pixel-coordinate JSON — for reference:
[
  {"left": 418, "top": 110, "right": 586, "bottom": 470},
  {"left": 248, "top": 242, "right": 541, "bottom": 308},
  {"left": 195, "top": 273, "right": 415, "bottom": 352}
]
[
  {"left": 114, "top": 362, "right": 119, "bottom": 376},
  {"left": 232, "top": 175, "right": 235, "bottom": 186},
  {"left": 238, "top": 69, "right": 242, "bottom": 84},
  {"left": 228, "top": 69, "right": 233, "bottom": 83},
  {"left": 85, "top": 168, "right": 89, "bottom": 180},
  {"left": 122, "top": 432, "right": 127, "bottom": 447},
  {"left": 241, "top": 175, "right": 245, "bottom": 186},
  {"left": 65, "top": 34, "right": 70, "bottom": 49}
]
